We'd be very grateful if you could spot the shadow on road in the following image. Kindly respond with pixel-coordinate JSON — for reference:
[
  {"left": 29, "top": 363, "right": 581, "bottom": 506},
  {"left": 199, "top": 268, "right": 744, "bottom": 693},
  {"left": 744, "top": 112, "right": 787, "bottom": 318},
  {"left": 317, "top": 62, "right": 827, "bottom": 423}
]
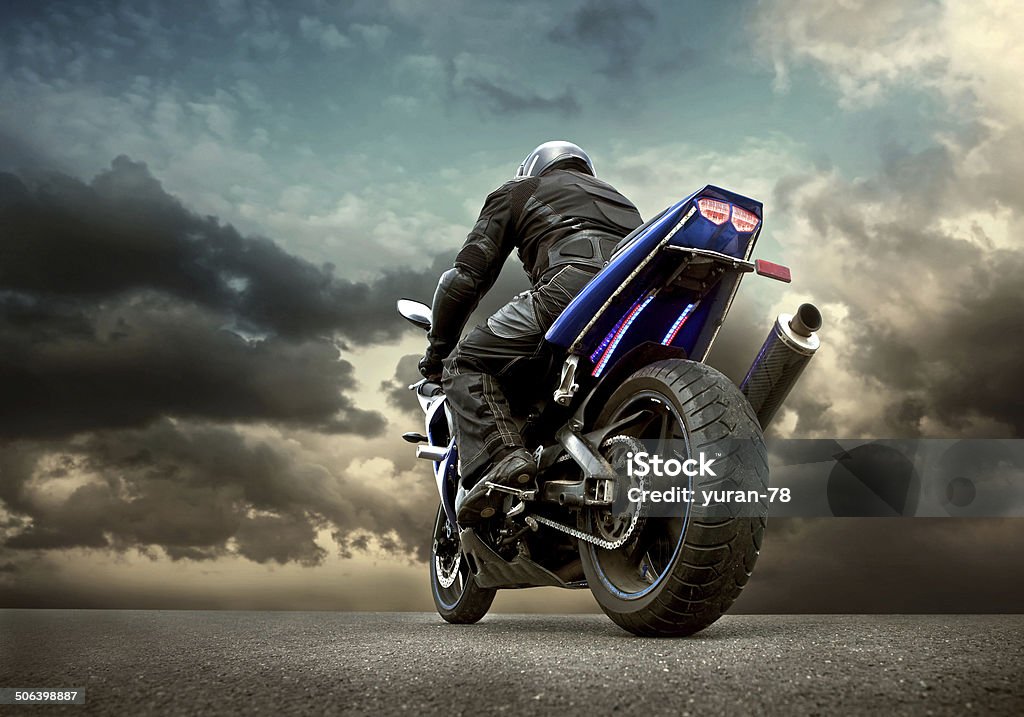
[{"left": 452, "top": 613, "right": 801, "bottom": 641}]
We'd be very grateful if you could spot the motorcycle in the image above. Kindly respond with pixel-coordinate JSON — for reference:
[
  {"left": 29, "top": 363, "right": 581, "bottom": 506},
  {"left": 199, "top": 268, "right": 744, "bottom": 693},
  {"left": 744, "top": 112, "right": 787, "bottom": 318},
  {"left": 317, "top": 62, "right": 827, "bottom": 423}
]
[{"left": 398, "top": 186, "right": 822, "bottom": 636}]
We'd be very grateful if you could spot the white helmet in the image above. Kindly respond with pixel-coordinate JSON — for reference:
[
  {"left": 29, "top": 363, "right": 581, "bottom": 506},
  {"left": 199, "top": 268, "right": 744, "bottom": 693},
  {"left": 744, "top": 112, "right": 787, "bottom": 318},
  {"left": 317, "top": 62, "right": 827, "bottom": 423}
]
[{"left": 515, "top": 140, "right": 595, "bottom": 179}]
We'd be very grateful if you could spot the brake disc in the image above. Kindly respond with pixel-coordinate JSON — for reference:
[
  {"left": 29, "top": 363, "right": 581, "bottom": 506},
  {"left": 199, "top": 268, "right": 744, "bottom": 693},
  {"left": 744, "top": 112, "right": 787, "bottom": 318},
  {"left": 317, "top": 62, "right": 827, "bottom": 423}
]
[{"left": 434, "top": 549, "right": 460, "bottom": 589}]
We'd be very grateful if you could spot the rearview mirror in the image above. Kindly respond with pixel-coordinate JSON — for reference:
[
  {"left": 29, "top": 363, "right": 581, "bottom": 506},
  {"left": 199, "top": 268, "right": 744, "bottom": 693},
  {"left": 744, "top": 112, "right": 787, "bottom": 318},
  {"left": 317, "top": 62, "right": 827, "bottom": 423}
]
[{"left": 397, "top": 299, "right": 432, "bottom": 331}]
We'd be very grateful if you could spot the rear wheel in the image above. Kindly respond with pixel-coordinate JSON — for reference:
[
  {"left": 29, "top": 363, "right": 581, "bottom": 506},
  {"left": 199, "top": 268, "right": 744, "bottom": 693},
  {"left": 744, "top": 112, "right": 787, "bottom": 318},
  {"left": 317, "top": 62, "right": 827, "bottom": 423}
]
[
  {"left": 430, "top": 503, "right": 496, "bottom": 624},
  {"left": 580, "top": 359, "right": 768, "bottom": 637}
]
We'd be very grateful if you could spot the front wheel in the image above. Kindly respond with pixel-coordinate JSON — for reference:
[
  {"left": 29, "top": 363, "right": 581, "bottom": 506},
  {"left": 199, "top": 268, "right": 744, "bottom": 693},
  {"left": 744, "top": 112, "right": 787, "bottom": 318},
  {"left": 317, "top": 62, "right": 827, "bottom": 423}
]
[
  {"left": 430, "top": 503, "right": 496, "bottom": 624},
  {"left": 580, "top": 360, "right": 769, "bottom": 637}
]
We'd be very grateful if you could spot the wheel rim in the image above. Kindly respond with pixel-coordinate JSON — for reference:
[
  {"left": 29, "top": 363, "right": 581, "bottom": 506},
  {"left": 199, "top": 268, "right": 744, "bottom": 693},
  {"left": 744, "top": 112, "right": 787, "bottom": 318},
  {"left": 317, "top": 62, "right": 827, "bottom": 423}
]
[
  {"left": 431, "top": 505, "right": 473, "bottom": 609},
  {"left": 584, "top": 390, "right": 693, "bottom": 600}
]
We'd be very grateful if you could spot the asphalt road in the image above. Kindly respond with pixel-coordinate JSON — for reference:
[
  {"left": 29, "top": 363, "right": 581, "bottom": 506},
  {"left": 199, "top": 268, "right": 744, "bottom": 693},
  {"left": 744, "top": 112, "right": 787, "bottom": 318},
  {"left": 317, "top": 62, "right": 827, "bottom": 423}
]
[{"left": 2, "top": 611, "right": 1022, "bottom": 716}]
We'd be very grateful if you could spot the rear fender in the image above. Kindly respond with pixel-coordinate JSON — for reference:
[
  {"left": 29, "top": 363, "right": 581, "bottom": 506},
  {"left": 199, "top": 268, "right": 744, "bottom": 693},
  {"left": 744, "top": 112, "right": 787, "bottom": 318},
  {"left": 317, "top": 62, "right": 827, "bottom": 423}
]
[{"left": 574, "top": 341, "right": 688, "bottom": 430}]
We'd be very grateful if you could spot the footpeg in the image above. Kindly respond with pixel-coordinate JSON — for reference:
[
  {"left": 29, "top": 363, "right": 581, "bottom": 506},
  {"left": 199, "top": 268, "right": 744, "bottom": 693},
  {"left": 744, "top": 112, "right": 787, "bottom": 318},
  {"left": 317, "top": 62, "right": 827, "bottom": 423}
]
[
  {"left": 482, "top": 481, "right": 537, "bottom": 501},
  {"left": 416, "top": 445, "right": 448, "bottom": 461}
]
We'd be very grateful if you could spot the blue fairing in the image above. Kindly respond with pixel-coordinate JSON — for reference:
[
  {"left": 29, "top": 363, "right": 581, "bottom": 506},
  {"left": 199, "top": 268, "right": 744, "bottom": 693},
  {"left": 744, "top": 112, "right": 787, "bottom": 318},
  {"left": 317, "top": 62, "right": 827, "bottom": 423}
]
[{"left": 545, "top": 186, "right": 762, "bottom": 375}]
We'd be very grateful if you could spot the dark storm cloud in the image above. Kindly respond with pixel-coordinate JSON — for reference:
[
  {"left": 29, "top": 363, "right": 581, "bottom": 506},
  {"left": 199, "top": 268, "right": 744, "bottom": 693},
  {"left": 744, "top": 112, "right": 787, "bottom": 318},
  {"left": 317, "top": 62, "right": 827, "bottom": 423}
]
[
  {"left": 1, "top": 429, "right": 240, "bottom": 554},
  {"left": 0, "top": 418, "right": 436, "bottom": 567},
  {"left": 0, "top": 156, "right": 463, "bottom": 570},
  {"left": 234, "top": 512, "right": 326, "bottom": 566},
  {"left": 0, "top": 294, "right": 384, "bottom": 439},
  {"left": 853, "top": 250, "right": 1024, "bottom": 435},
  {"left": 700, "top": 136, "right": 1024, "bottom": 442},
  {"left": 768, "top": 139, "right": 1024, "bottom": 438},
  {"left": 0, "top": 155, "right": 540, "bottom": 572},
  {"left": 381, "top": 354, "right": 425, "bottom": 417},
  {"left": 0, "top": 156, "right": 529, "bottom": 441},
  {"left": 0, "top": 157, "right": 438, "bottom": 346},
  {"left": 552, "top": 0, "right": 656, "bottom": 78}
]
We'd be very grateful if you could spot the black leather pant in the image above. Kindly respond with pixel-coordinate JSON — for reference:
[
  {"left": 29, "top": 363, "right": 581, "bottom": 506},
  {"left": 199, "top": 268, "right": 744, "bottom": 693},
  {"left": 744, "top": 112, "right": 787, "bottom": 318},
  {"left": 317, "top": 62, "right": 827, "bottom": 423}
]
[{"left": 441, "top": 265, "right": 597, "bottom": 484}]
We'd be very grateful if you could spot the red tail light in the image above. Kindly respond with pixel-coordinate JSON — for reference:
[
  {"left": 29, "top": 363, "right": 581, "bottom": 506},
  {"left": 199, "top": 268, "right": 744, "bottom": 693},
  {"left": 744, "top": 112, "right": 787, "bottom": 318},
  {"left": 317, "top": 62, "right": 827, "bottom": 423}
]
[
  {"left": 731, "top": 206, "right": 760, "bottom": 232},
  {"left": 697, "top": 198, "right": 730, "bottom": 225},
  {"left": 755, "top": 259, "right": 792, "bottom": 283}
]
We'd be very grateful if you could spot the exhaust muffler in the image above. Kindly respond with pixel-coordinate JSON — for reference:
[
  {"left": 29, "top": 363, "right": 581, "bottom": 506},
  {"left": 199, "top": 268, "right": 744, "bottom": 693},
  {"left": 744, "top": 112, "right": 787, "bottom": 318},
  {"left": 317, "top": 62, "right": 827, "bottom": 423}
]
[{"left": 740, "top": 303, "right": 822, "bottom": 429}]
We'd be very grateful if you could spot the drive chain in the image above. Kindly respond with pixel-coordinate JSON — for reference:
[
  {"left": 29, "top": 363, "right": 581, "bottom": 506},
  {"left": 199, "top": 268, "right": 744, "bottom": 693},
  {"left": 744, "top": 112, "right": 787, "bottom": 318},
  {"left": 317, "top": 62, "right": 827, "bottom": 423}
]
[{"left": 529, "top": 436, "right": 644, "bottom": 550}]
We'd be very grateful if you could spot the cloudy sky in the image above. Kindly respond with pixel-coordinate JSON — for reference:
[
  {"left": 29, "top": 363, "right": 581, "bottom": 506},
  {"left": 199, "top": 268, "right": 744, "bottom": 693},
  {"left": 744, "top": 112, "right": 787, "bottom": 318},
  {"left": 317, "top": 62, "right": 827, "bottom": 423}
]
[{"left": 1, "top": 0, "right": 1022, "bottom": 612}]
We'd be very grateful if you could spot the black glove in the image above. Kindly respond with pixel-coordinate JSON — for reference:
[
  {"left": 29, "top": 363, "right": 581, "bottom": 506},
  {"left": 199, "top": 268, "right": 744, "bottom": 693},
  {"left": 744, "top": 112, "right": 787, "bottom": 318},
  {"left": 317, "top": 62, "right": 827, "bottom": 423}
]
[{"left": 418, "top": 350, "right": 444, "bottom": 381}]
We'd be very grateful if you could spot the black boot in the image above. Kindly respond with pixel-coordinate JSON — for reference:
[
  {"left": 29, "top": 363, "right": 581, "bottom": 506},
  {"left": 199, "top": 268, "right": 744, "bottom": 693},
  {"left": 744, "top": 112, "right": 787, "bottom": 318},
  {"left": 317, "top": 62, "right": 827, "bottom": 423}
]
[{"left": 456, "top": 448, "right": 537, "bottom": 525}]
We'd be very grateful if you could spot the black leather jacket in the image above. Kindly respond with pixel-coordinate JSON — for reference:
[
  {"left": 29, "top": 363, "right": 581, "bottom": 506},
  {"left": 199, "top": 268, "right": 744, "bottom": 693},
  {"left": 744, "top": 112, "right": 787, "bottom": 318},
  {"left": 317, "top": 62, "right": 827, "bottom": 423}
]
[{"left": 425, "top": 168, "right": 642, "bottom": 364}]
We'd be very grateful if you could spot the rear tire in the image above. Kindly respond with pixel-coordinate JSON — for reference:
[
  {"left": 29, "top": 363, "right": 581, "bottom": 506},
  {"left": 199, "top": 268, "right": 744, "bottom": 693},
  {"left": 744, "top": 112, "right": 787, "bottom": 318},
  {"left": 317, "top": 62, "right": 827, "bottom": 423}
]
[
  {"left": 430, "top": 503, "right": 496, "bottom": 624},
  {"left": 581, "top": 360, "right": 768, "bottom": 637}
]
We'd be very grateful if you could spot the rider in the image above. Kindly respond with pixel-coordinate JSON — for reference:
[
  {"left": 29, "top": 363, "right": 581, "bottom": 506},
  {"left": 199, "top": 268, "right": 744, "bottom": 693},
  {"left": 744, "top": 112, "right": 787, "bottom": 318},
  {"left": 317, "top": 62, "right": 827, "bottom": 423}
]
[{"left": 419, "top": 141, "right": 643, "bottom": 524}]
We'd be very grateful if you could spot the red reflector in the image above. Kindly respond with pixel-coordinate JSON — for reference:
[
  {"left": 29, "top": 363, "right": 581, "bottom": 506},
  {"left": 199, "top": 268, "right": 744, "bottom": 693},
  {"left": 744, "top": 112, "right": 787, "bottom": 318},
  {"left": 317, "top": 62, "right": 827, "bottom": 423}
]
[
  {"left": 731, "top": 206, "right": 760, "bottom": 232},
  {"left": 755, "top": 259, "right": 792, "bottom": 283},
  {"left": 697, "top": 198, "right": 730, "bottom": 225}
]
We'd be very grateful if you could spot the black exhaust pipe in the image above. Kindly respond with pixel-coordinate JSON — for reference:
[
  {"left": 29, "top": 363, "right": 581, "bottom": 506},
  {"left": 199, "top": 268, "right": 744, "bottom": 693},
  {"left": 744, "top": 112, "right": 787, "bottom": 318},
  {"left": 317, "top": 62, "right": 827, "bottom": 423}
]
[{"left": 740, "top": 303, "right": 822, "bottom": 429}]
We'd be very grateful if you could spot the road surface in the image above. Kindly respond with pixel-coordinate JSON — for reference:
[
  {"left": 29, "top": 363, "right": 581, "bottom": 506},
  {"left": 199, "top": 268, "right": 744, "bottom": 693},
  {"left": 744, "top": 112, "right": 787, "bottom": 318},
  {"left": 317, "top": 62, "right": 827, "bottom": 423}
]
[{"left": 2, "top": 611, "right": 1022, "bottom": 715}]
